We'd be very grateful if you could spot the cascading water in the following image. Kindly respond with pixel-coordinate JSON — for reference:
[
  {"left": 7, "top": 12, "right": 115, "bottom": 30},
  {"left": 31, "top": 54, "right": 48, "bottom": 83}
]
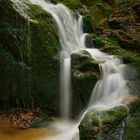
[
  {"left": 29, "top": 0, "right": 86, "bottom": 120},
  {"left": 27, "top": 0, "right": 129, "bottom": 139},
  {"left": 84, "top": 49, "right": 129, "bottom": 108}
]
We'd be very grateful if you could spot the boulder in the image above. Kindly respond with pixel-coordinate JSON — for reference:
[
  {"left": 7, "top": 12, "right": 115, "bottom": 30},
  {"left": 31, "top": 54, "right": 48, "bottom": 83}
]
[
  {"left": 79, "top": 96, "right": 140, "bottom": 140},
  {"left": 79, "top": 105, "right": 128, "bottom": 140},
  {"left": 71, "top": 52, "right": 99, "bottom": 117}
]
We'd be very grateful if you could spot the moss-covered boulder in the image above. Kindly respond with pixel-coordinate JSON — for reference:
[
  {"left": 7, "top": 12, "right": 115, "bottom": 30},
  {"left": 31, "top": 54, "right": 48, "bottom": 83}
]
[
  {"left": 79, "top": 105, "right": 128, "bottom": 140},
  {"left": 79, "top": 96, "right": 140, "bottom": 140}
]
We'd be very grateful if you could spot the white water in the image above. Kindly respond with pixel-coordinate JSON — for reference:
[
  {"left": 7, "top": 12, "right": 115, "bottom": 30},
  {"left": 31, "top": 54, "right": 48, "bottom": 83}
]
[
  {"left": 23, "top": 0, "right": 129, "bottom": 139},
  {"left": 85, "top": 49, "right": 129, "bottom": 108},
  {"left": 29, "top": 0, "right": 87, "bottom": 120}
]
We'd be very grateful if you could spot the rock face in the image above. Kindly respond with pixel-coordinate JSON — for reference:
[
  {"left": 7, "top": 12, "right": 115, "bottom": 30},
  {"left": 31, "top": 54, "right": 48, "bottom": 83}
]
[{"left": 0, "top": 0, "right": 60, "bottom": 113}]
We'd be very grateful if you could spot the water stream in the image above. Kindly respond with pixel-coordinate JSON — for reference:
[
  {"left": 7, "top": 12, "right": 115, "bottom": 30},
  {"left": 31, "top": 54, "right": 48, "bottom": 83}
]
[
  {"left": 10, "top": 0, "right": 130, "bottom": 139},
  {"left": 28, "top": 0, "right": 87, "bottom": 120}
]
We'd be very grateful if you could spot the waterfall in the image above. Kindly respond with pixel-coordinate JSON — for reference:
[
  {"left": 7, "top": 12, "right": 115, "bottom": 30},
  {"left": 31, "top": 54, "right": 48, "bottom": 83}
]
[
  {"left": 28, "top": 0, "right": 129, "bottom": 139},
  {"left": 29, "top": 0, "right": 87, "bottom": 120}
]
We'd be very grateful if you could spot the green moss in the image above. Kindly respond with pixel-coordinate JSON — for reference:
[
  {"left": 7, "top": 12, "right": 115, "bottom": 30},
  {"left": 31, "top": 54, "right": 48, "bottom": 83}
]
[
  {"left": 92, "top": 36, "right": 106, "bottom": 48},
  {"left": 101, "top": 106, "right": 128, "bottom": 124},
  {"left": 80, "top": 106, "right": 128, "bottom": 128}
]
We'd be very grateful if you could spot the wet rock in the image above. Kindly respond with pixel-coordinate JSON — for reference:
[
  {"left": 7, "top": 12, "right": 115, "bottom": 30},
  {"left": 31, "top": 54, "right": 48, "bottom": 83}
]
[
  {"left": 71, "top": 51, "right": 99, "bottom": 72},
  {"left": 71, "top": 52, "right": 99, "bottom": 117}
]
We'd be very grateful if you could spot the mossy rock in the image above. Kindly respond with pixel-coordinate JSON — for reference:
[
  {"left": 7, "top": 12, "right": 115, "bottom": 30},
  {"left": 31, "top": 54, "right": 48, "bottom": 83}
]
[
  {"left": 79, "top": 105, "right": 128, "bottom": 140},
  {"left": 79, "top": 95, "right": 140, "bottom": 140},
  {"left": 0, "top": 0, "right": 60, "bottom": 113},
  {"left": 72, "top": 51, "right": 99, "bottom": 71},
  {"left": 71, "top": 51, "right": 99, "bottom": 117}
]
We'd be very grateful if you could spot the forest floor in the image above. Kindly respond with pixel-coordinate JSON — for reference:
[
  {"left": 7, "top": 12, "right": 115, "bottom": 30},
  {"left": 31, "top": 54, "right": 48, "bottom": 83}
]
[{"left": 0, "top": 108, "right": 47, "bottom": 129}]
